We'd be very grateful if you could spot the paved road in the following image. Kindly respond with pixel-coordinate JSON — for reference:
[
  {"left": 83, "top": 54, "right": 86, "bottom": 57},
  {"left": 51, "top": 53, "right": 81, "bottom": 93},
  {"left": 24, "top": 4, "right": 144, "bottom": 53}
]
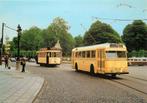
[
  {"left": 0, "top": 64, "right": 44, "bottom": 103},
  {"left": 27, "top": 63, "right": 147, "bottom": 103}
]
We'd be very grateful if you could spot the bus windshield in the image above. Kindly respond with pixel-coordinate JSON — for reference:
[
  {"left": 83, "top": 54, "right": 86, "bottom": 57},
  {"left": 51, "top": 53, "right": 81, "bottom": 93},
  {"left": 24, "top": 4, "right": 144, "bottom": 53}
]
[{"left": 106, "top": 51, "right": 126, "bottom": 58}]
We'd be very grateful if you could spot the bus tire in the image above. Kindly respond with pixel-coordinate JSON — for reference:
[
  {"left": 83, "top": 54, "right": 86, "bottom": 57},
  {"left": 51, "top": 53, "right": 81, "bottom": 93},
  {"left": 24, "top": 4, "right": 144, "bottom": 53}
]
[
  {"left": 90, "top": 64, "right": 95, "bottom": 76},
  {"left": 75, "top": 63, "right": 78, "bottom": 71},
  {"left": 111, "top": 74, "right": 116, "bottom": 78}
]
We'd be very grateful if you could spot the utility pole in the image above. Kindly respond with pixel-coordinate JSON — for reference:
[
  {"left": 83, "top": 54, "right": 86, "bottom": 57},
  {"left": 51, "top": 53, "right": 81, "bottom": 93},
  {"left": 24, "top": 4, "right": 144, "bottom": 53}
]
[
  {"left": 16, "top": 24, "right": 22, "bottom": 70},
  {"left": 0, "top": 23, "right": 5, "bottom": 65}
]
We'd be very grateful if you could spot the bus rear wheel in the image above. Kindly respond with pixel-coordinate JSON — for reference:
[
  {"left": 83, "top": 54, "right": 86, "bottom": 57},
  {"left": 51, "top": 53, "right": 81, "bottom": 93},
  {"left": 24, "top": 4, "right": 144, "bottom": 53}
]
[
  {"left": 75, "top": 63, "right": 78, "bottom": 72},
  {"left": 90, "top": 65, "right": 95, "bottom": 76}
]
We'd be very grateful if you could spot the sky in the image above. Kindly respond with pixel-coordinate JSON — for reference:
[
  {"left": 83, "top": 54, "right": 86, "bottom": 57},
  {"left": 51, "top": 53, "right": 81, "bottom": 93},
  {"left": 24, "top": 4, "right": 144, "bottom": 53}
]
[{"left": 0, "top": 0, "right": 147, "bottom": 41}]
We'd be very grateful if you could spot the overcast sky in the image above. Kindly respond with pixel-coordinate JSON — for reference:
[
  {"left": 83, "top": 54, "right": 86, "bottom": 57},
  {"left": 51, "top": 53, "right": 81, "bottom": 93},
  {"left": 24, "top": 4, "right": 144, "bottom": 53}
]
[{"left": 0, "top": 0, "right": 147, "bottom": 40}]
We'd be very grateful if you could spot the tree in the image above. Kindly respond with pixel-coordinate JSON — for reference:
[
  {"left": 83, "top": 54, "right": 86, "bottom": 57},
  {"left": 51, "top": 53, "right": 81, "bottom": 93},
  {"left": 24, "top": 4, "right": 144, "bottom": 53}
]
[
  {"left": 20, "top": 26, "right": 43, "bottom": 50},
  {"left": 42, "top": 17, "right": 75, "bottom": 56},
  {"left": 10, "top": 37, "right": 18, "bottom": 51},
  {"left": 83, "top": 20, "right": 122, "bottom": 45},
  {"left": 122, "top": 20, "right": 147, "bottom": 52},
  {"left": 10, "top": 17, "right": 75, "bottom": 56},
  {"left": 74, "top": 35, "right": 83, "bottom": 47}
]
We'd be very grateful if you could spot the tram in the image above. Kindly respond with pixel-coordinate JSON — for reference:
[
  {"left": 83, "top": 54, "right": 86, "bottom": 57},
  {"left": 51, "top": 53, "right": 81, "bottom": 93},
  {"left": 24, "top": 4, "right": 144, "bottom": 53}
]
[
  {"left": 36, "top": 48, "right": 62, "bottom": 66},
  {"left": 128, "top": 57, "right": 147, "bottom": 66},
  {"left": 71, "top": 43, "right": 129, "bottom": 77}
]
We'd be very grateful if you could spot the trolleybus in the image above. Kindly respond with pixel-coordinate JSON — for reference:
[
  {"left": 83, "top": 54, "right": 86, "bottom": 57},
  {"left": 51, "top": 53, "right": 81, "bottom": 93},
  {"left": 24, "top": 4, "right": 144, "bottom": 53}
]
[
  {"left": 71, "top": 43, "right": 129, "bottom": 77},
  {"left": 36, "top": 48, "right": 62, "bottom": 66}
]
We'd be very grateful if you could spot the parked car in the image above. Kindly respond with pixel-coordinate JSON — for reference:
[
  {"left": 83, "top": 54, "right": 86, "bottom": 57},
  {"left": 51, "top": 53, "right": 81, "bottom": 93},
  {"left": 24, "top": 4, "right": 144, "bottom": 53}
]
[
  {"left": 29, "top": 58, "right": 36, "bottom": 62},
  {"left": 10, "top": 58, "right": 16, "bottom": 62}
]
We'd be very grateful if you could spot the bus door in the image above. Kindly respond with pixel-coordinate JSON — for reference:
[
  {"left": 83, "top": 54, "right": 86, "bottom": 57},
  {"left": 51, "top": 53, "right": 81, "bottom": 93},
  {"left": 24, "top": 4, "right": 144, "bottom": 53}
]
[
  {"left": 46, "top": 52, "right": 49, "bottom": 64},
  {"left": 99, "top": 49, "right": 105, "bottom": 72}
]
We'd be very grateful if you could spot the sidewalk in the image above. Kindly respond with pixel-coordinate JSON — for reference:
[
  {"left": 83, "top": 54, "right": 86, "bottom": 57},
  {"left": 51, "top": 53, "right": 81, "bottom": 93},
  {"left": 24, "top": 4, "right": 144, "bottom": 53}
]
[{"left": 0, "top": 65, "right": 44, "bottom": 103}]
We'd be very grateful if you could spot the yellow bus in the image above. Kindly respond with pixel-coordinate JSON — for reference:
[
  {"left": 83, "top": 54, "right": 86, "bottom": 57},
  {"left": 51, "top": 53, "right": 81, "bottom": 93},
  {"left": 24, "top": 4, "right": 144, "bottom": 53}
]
[
  {"left": 71, "top": 43, "right": 129, "bottom": 77},
  {"left": 37, "top": 48, "right": 62, "bottom": 66}
]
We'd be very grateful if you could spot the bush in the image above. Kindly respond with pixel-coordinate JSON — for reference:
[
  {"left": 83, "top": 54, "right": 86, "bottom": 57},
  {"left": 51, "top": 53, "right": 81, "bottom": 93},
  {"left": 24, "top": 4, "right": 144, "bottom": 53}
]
[
  {"left": 128, "top": 50, "right": 147, "bottom": 57},
  {"left": 11, "top": 50, "right": 37, "bottom": 58}
]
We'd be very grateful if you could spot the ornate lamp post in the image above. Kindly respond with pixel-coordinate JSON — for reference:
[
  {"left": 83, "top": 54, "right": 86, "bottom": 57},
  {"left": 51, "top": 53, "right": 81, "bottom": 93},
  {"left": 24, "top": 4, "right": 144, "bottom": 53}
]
[
  {"left": 16, "top": 24, "right": 22, "bottom": 70},
  {"left": 0, "top": 23, "right": 4, "bottom": 65}
]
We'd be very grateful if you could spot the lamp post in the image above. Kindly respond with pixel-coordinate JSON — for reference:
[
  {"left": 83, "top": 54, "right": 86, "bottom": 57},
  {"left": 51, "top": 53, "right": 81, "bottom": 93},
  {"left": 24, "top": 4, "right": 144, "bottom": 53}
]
[
  {"left": 16, "top": 24, "right": 22, "bottom": 70},
  {"left": 0, "top": 23, "right": 4, "bottom": 65}
]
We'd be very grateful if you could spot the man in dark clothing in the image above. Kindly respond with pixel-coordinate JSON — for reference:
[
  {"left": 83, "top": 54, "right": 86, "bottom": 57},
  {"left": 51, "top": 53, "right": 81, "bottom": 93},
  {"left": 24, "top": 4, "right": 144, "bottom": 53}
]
[
  {"left": 4, "top": 56, "right": 9, "bottom": 68},
  {"left": 21, "top": 57, "right": 26, "bottom": 72}
]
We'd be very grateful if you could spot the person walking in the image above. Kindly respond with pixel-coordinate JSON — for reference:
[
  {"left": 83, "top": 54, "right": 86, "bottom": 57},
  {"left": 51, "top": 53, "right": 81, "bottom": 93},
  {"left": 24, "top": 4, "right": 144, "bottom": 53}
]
[
  {"left": 4, "top": 55, "right": 9, "bottom": 68},
  {"left": 21, "top": 57, "right": 26, "bottom": 72}
]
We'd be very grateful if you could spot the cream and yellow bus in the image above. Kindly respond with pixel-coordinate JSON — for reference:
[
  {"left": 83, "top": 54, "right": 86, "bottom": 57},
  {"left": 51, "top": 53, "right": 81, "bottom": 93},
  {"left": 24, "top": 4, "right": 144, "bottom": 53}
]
[
  {"left": 36, "top": 48, "right": 62, "bottom": 66},
  {"left": 128, "top": 57, "right": 147, "bottom": 66},
  {"left": 71, "top": 43, "right": 129, "bottom": 77}
]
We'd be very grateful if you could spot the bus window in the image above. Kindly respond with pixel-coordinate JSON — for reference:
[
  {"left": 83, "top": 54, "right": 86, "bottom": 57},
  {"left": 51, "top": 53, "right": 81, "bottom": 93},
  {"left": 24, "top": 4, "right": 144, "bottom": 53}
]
[
  {"left": 91, "top": 51, "right": 96, "bottom": 58},
  {"left": 82, "top": 51, "right": 85, "bottom": 58},
  {"left": 51, "top": 52, "right": 56, "bottom": 57},
  {"left": 106, "top": 51, "right": 126, "bottom": 58},
  {"left": 75, "top": 52, "right": 78, "bottom": 58},
  {"left": 54, "top": 52, "right": 56, "bottom": 57},
  {"left": 86, "top": 51, "right": 90, "bottom": 58},
  {"left": 117, "top": 51, "right": 126, "bottom": 58},
  {"left": 48, "top": 52, "right": 51, "bottom": 57},
  {"left": 79, "top": 52, "right": 82, "bottom": 58}
]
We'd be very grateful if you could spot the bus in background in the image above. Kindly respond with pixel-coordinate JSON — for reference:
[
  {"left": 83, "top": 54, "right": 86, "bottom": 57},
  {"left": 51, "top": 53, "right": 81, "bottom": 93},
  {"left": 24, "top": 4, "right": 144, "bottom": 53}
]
[
  {"left": 37, "top": 48, "right": 62, "bottom": 66},
  {"left": 128, "top": 57, "right": 147, "bottom": 66},
  {"left": 71, "top": 43, "right": 129, "bottom": 77}
]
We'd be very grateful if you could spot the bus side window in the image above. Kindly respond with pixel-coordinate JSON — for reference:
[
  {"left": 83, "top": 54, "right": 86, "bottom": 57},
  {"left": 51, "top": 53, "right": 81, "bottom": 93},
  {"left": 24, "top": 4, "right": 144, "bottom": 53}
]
[
  {"left": 91, "top": 51, "right": 96, "bottom": 58},
  {"left": 54, "top": 52, "right": 56, "bottom": 57},
  {"left": 87, "top": 51, "right": 90, "bottom": 58},
  {"left": 76, "top": 52, "right": 78, "bottom": 58},
  {"left": 48, "top": 52, "right": 51, "bottom": 57},
  {"left": 79, "top": 52, "right": 81, "bottom": 58},
  {"left": 51, "top": 52, "right": 54, "bottom": 57},
  {"left": 82, "top": 51, "right": 85, "bottom": 58}
]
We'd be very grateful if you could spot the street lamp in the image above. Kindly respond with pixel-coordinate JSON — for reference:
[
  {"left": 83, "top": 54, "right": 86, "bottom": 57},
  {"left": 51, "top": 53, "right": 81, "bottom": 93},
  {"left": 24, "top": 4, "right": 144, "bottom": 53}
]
[
  {"left": 16, "top": 24, "right": 22, "bottom": 70},
  {"left": 0, "top": 23, "right": 4, "bottom": 65}
]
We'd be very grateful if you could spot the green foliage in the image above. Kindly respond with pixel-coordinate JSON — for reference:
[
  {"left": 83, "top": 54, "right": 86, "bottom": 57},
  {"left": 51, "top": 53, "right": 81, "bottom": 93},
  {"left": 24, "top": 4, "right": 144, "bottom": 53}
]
[
  {"left": 84, "top": 20, "right": 122, "bottom": 45},
  {"left": 10, "top": 37, "right": 17, "bottom": 51},
  {"left": 128, "top": 50, "right": 147, "bottom": 57},
  {"left": 11, "top": 50, "right": 36, "bottom": 58},
  {"left": 20, "top": 26, "right": 43, "bottom": 50},
  {"left": 122, "top": 20, "right": 147, "bottom": 52},
  {"left": 41, "top": 17, "right": 75, "bottom": 56},
  {"left": 74, "top": 35, "right": 83, "bottom": 47},
  {"left": 11, "top": 17, "right": 75, "bottom": 56}
]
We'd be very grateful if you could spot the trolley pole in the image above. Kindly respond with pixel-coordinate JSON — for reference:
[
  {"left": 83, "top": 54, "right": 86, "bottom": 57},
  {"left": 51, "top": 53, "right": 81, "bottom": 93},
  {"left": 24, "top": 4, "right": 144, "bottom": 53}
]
[
  {"left": 0, "top": 23, "right": 4, "bottom": 65},
  {"left": 16, "top": 24, "right": 22, "bottom": 70}
]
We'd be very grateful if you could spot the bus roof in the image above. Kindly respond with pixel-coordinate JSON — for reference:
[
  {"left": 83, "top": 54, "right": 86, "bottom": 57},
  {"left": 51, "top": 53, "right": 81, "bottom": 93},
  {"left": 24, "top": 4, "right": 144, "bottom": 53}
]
[{"left": 72, "top": 43, "right": 126, "bottom": 51}]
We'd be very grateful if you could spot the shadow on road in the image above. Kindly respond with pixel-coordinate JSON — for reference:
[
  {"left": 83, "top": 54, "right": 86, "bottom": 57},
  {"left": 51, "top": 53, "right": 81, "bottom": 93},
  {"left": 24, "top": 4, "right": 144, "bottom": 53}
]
[{"left": 74, "top": 70, "right": 123, "bottom": 80}]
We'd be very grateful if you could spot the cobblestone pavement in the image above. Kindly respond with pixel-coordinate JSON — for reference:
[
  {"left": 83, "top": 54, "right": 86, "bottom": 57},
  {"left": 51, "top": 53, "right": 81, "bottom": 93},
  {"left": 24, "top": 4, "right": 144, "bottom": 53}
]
[
  {"left": 27, "top": 63, "right": 147, "bottom": 103},
  {"left": 0, "top": 65, "right": 44, "bottom": 103}
]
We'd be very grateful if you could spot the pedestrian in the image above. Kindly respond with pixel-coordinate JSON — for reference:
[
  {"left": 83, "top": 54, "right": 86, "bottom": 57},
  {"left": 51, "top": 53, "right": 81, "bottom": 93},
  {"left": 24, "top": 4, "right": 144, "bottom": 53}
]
[
  {"left": 21, "top": 57, "right": 26, "bottom": 72},
  {"left": 4, "top": 55, "right": 9, "bottom": 68}
]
